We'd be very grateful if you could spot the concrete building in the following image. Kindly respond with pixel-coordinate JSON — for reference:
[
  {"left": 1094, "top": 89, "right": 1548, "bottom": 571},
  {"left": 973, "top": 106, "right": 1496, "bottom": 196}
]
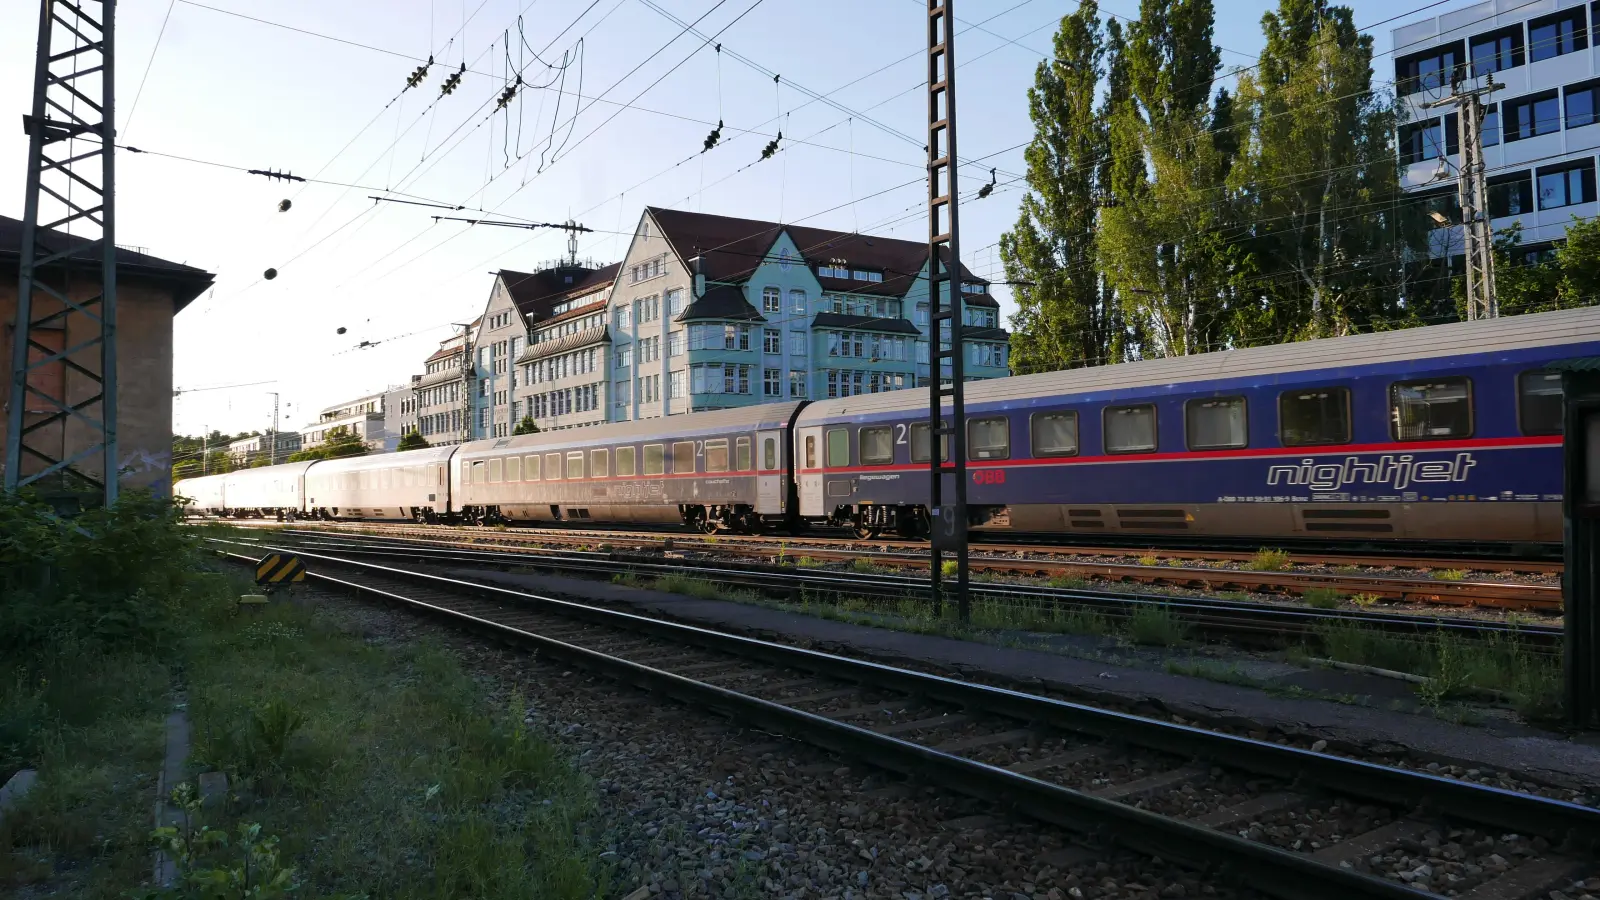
[
  {"left": 414, "top": 328, "right": 470, "bottom": 445},
  {"left": 383, "top": 381, "right": 419, "bottom": 444},
  {"left": 299, "top": 391, "right": 391, "bottom": 452},
  {"left": 1396, "top": 0, "right": 1600, "bottom": 259},
  {"left": 226, "top": 430, "right": 302, "bottom": 466},
  {"left": 0, "top": 214, "right": 214, "bottom": 496}
]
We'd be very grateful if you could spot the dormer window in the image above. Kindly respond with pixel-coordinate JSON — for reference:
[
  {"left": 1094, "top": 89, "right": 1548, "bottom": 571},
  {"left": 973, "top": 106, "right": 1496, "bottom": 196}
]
[
  {"left": 817, "top": 264, "right": 849, "bottom": 278},
  {"left": 851, "top": 269, "right": 884, "bottom": 283}
]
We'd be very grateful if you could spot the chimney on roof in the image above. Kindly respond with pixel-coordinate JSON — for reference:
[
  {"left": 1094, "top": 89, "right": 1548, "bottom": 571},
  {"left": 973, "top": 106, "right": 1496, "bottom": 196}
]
[{"left": 690, "top": 254, "right": 706, "bottom": 298}]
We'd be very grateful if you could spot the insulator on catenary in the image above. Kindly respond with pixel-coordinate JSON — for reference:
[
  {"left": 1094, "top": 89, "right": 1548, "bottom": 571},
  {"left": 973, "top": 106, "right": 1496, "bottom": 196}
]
[
  {"left": 263, "top": 268, "right": 278, "bottom": 280},
  {"left": 336, "top": 326, "right": 347, "bottom": 335},
  {"left": 278, "top": 199, "right": 292, "bottom": 212}
]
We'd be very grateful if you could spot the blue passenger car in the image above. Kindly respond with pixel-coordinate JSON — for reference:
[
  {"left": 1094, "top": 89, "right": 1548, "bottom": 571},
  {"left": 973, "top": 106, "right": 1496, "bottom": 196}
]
[{"left": 793, "top": 306, "right": 1600, "bottom": 545}]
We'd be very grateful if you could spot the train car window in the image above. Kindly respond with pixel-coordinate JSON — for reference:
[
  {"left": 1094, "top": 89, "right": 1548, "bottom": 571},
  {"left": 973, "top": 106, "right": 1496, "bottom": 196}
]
[
  {"left": 566, "top": 451, "right": 585, "bottom": 479},
  {"left": 524, "top": 455, "right": 540, "bottom": 481},
  {"left": 804, "top": 435, "right": 816, "bottom": 469},
  {"left": 1031, "top": 412, "right": 1079, "bottom": 457},
  {"left": 706, "top": 439, "right": 730, "bottom": 473},
  {"left": 1389, "top": 377, "right": 1473, "bottom": 440},
  {"left": 471, "top": 460, "right": 486, "bottom": 483},
  {"left": 616, "top": 446, "right": 636, "bottom": 477},
  {"left": 1279, "top": 388, "right": 1351, "bottom": 446},
  {"left": 644, "top": 444, "right": 664, "bottom": 475},
  {"left": 506, "top": 456, "right": 521, "bottom": 482},
  {"left": 762, "top": 436, "right": 777, "bottom": 471},
  {"left": 592, "top": 449, "right": 609, "bottom": 477},
  {"left": 673, "top": 441, "right": 696, "bottom": 474},
  {"left": 909, "top": 421, "right": 949, "bottom": 463},
  {"left": 1186, "top": 397, "right": 1248, "bottom": 450},
  {"left": 826, "top": 429, "right": 850, "bottom": 468},
  {"left": 860, "top": 427, "right": 893, "bottom": 465},
  {"left": 489, "top": 458, "right": 503, "bottom": 483},
  {"left": 546, "top": 453, "right": 564, "bottom": 480},
  {"left": 736, "top": 436, "right": 752, "bottom": 471},
  {"left": 1104, "top": 405, "right": 1158, "bottom": 454},
  {"left": 969, "top": 417, "right": 1010, "bottom": 460},
  {"left": 1518, "top": 370, "right": 1564, "bottom": 435}
]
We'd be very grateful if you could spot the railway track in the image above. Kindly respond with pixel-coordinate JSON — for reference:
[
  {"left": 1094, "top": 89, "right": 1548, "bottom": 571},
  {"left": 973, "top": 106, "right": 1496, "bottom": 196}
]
[
  {"left": 211, "top": 544, "right": 1598, "bottom": 900},
  {"left": 250, "top": 531, "right": 1564, "bottom": 650}
]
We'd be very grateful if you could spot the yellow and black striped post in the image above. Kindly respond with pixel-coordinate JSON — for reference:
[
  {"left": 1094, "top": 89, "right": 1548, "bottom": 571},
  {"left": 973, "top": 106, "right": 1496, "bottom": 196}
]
[{"left": 255, "top": 553, "right": 306, "bottom": 586}]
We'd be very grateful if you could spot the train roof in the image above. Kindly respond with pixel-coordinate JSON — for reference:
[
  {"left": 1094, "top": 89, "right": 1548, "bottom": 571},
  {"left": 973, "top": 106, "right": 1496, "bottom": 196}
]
[
  {"left": 796, "top": 305, "right": 1600, "bottom": 424},
  {"left": 303, "top": 445, "right": 458, "bottom": 475},
  {"left": 456, "top": 401, "right": 805, "bottom": 457}
]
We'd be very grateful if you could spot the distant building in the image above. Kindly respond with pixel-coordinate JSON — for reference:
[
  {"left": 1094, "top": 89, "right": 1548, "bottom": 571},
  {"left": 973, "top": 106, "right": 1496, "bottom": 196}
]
[
  {"left": 382, "top": 381, "right": 420, "bottom": 444},
  {"left": 226, "top": 430, "right": 301, "bottom": 466},
  {"left": 413, "top": 327, "right": 471, "bottom": 445},
  {"left": 300, "top": 391, "right": 390, "bottom": 452}
]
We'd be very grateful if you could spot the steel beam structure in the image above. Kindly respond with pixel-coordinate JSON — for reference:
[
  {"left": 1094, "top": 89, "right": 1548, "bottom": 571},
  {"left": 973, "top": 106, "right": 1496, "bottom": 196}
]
[
  {"left": 5, "top": 0, "right": 119, "bottom": 503},
  {"left": 925, "top": 0, "right": 969, "bottom": 620}
]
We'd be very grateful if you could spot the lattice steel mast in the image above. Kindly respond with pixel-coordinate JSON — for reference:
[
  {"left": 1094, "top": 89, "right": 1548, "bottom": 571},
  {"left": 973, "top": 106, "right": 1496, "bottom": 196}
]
[{"left": 5, "top": 0, "right": 119, "bottom": 503}]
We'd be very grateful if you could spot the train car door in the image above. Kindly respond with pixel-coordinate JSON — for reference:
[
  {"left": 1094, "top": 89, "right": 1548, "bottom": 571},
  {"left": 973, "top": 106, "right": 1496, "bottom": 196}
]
[
  {"left": 756, "top": 430, "right": 784, "bottom": 514},
  {"left": 797, "top": 426, "right": 825, "bottom": 517}
]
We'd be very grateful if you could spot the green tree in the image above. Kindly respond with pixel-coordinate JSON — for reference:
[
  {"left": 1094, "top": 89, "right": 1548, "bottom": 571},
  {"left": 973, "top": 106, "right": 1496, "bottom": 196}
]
[
  {"left": 512, "top": 415, "right": 540, "bottom": 436},
  {"left": 1227, "top": 0, "right": 1415, "bottom": 341},
  {"left": 1556, "top": 215, "right": 1600, "bottom": 307},
  {"left": 1001, "top": 1, "right": 1124, "bottom": 373},
  {"left": 287, "top": 426, "right": 367, "bottom": 463},
  {"left": 397, "top": 431, "right": 430, "bottom": 451}
]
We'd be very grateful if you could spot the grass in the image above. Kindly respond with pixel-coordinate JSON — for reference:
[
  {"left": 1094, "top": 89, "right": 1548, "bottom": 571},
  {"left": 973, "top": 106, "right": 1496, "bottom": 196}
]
[
  {"left": 1125, "top": 604, "right": 1189, "bottom": 647},
  {"left": 1301, "top": 587, "right": 1343, "bottom": 609},
  {"left": 1135, "top": 553, "right": 1162, "bottom": 567},
  {"left": 2, "top": 578, "right": 608, "bottom": 898},
  {"left": 1349, "top": 592, "right": 1382, "bottom": 608},
  {"left": 851, "top": 558, "right": 890, "bottom": 575},
  {"left": 1433, "top": 568, "right": 1468, "bottom": 582},
  {"left": 1246, "top": 548, "right": 1292, "bottom": 572}
]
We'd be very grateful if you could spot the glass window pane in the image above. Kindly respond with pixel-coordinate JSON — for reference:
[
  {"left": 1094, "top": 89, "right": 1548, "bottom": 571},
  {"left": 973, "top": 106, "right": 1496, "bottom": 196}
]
[
  {"left": 1518, "top": 370, "right": 1564, "bottom": 436},
  {"left": 705, "top": 439, "right": 729, "bottom": 473},
  {"left": 762, "top": 437, "right": 777, "bottom": 471},
  {"left": 1104, "top": 405, "right": 1157, "bottom": 453},
  {"left": 1032, "top": 412, "right": 1079, "bottom": 457},
  {"left": 524, "top": 454, "right": 540, "bottom": 481},
  {"left": 860, "top": 427, "right": 893, "bottom": 465},
  {"left": 546, "top": 452, "right": 563, "bottom": 480},
  {"left": 673, "top": 441, "right": 696, "bottom": 474},
  {"left": 489, "top": 458, "right": 502, "bottom": 482},
  {"left": 506, "top": 456, "right": 521, "bottom": 482},
  {"left": 1279, "top": 388, "right": 1350, "bottom": 446},
  {"left": 1389, "top": 378, "right": 1473, "bottom": 440},
  {"left": 644, "top": 444, "right": 665, "bottom": 476},
  {"left": 566, "top": 451, "right": 584, "bottom": 479},
  {"left": 736, "top": 436, "right": 751, "bottom": 471},
  {"left": 826, "top": 429, "right": 850, "bottom": 467},
  {"left": 472, "top": 460, "right": 485, "bottom": 484},
  {"left": 616, "top": 446, "right": 636, "bottom": 477},
  {"left": 969, "top": 417, "right": 1010, "bottom": 460},
  {"left": 591, "top": 449, "right": 608, "bottom": 477},
  {"left": 909, "top": 421, "right": 949, "bottom": 463},
  {"left": 1186, "top": 397, "right": 1248, "bottom": 450},
  {"left": 804, "top": 435, "right": 816, "bottom": 469}
]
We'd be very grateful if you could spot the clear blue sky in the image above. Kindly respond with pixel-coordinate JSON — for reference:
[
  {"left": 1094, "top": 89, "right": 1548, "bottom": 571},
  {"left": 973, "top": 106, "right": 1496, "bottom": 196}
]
[{"left": 0, "top": 0, "right": 1426, "bottom": 436}]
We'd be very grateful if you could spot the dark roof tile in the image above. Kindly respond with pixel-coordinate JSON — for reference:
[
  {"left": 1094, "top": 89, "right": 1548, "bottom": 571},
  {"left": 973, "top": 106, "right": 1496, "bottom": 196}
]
[
  {"left": 0, "top": 214, "right": 215, "bottom": 310},
  {"left": 674, "top": 284, "right": 765, "bottom": 322},
  {"left": 810, "top": 312, "right": 923, "bottom": 335}
]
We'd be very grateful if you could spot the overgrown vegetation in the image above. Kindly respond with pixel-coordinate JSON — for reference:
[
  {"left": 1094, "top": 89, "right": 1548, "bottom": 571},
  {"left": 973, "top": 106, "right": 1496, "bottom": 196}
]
[
  {"left": 1301, "top": 587, "right": 1342, "bottom": 609},
  {"left": 1246, "top": 548, "right": 1292, "bottom": 572},
  {"left": 0, "top": 492, "right": 606, "bottom": 897}
]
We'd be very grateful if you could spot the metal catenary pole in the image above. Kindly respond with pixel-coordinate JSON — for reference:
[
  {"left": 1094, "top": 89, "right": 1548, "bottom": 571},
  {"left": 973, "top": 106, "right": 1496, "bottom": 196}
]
[
  {"left": 926, "top": 0, "right": 970, "bottom": 621},
  {"left": 455, "top": 322, "right": 475, "bottom": 445},
  {"left": 1430, "top": 74, "right": 1499, "bottom": 321},
  {"left": 5, "top": 0, "right": 119, "bottom": 505}
]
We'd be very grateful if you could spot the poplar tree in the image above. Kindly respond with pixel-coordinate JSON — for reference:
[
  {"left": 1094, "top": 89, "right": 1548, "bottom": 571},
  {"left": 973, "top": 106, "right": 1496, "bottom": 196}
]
[{"left": 1000, "top": 1, "right": 1119, "bottom": 373}]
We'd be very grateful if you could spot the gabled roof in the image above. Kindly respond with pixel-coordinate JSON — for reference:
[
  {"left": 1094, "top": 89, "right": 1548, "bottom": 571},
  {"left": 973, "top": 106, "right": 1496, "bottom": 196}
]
[
  {"left": 0, "top": 214, "right": 215, "bottom": 310},
  {"left": 675, "top": 284, "right": 765, "bottom": 322},
  {"left": 644, "top": 207, "right": 987, "bottom": 300},
  {"left": 537, "top": 297, "right": 607, "bottom": 331},
  {"left": 498, "top": 261, "right": 620, "bottom": 320},
  {"left": 810, "top": 313, "right": 923, "bottom": 335},
  {"left": 517, "top": 325, "right": 610, "bottom": 363}
]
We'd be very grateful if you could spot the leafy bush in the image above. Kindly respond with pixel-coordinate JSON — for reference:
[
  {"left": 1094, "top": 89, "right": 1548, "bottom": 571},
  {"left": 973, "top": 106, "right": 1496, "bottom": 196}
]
[{"left": 0, "top": 489, "right": 204, "bottom": 655}]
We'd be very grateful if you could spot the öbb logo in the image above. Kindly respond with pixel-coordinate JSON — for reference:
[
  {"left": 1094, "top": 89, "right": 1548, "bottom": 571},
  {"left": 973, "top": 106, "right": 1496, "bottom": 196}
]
[
  {"left": 972, "top": 469, "right": 1006, "bottom": 485},
  {"left": 1266, "top": 453, "right": 1477, "bottom": 492}
]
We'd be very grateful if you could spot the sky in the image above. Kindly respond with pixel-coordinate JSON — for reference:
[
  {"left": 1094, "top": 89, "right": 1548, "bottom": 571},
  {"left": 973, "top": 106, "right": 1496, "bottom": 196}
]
[{"left": 0, "top": 0, "right": 1440, "bottom": 437}]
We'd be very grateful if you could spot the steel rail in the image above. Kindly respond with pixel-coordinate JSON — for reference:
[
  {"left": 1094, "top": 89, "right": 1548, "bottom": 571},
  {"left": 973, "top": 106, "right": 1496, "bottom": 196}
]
[{"left": 210, "top": 544, "right": 1600, "bottom": 900}]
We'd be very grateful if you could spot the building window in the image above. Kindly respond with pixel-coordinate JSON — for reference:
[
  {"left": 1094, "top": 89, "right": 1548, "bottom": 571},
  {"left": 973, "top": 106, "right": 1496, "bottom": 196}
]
[
  {"left": 616, "top": 305, "right": 632, "bottom": 330},
  {"left": 1538, "top": 161, "right": 1597, "bottom": 210},
  {"left": 666, "top": 288, "right": 685, "bottom": 317},
  {"left": 967, "top": 307, "right": 997, "bottom": 328},
  {"left": 789, "top": 288, "right": 807, "bottom": 313},
  {"left": 1530, "top": 8, "right": 1587, "bottom": 63},
  {"left": 1396, "top": 43, "right": 1462, "bottom": 96},
  {"left": 1489, "top": 170, "right": 1534, "bottom": 218},
  {"left": 763, "top": 367, "right": 781, "bottom": 397},
  {"left": 668, "top": 330, "right": 684, "bottom": 357},
  {"left": 614, "top": 379, "right": 631, "bottom": 409},
  {"left": 817, "top": 264, "right": 848, "bottom": 278},
  {"left": 1568, "top": 81, "right": 1600, "bottom": 129},
  {"left": 1482, "top": 104, "right": 1500, "bottom": 146},
  {"left": 788, "top": 370, "right": 807, "bottom": 398},
  {"left": 852, "top": 269, "right": 884, "bottom": 283},
  {"left": 1505, "top": 91, "right": 1560, "bottom": 142},
  {"left": 1470, "top": 27, "right": 1523, "bottom": 76},
  {"left": 617, "top": 347, "right": 632, "bottom": 369},
  {"left": 789, "top": 332, "right": 807, "bottom": 356},
  {"left": 763, "top": 329, "right": 781, "bottom": 354},
  {"left": 915, "top": 303, "right": 929, "bottom": 326},
  {"left": 669, "top": 369, "right": 686, "bottom": 399},
  {"left": 1399, "top": 118, "right": 1455, "bottom": 164},
  {"left": 762, "top": 286, "right": 781, "bottom": 313}
]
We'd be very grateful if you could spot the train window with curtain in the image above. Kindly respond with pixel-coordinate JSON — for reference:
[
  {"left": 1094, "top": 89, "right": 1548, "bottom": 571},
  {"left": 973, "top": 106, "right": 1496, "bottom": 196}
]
[
  {"left": 1031, "top": 412, "right": 1078, "bottom": 457},
  {"left": 673, "top": 441, "right": 696, "bottom": 474},
  {"left": 616, "top": 446, "right": 636, "bottom": 476},
  {"left": 644, "top": 444, "right": 665, "bottom": 475},
  {"left": 1279, "top": 388, "right": 1351, "bottom": 446},
  {"left": 1389, "top": 378, "right": 1473, "bottom": 440},
  {"left": 736, "top": 436, "right": 752, "bottom": 471},
  {"left": 826, "top": 429, "right": 850, "bottom": 467},
  {"left": 705, "top": 439, "right": 730, "bottom": 473},
  {"left": 546, "top": 452, "right": 564, "bottom": 480},
  {"left": 1186, "top": 397, "right": 1248, "bottom": 450},
  {"left": 860, "top": 427, "right": 893, "bottom": 465},
  {"left": 506, "top": 456, "right": 521, "bottom": 482},
  {"left": 489, "top": 458, "right": 503, "bottom": 482},
  {"left": 909, "top": 421, "right": 949, "bottom": 463},
  {"left": 566, "top": 451, "right": 585, "bottom": 479},
  {"left": 1518, "top": 370, "right": 1564, "bottom": 435},
  {"left": 591, "top": 449, "right": 608, "bottom": 477},
  {"left": 1103, "top": 405, "right": 1158, "bottom": 453},
  {"left": 969, "top": 417, "right": 1010, "bottom": 460},
  {"left": 804, "top": 435, "right": 816, "bottom": 469},
  {"left": 761, "top": 436, "right": 778, "bottom": 470},
  {"left": 471, "top": 460, "right": 486, "bottom": 483},
  {"left": 523, "top": 454, "right": 540, "bottom": 481}
]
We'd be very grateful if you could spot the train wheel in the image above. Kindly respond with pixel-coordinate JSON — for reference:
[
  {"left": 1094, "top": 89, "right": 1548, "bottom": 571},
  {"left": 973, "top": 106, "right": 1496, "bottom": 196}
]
[{"left": 853, "top": 523, "right": 880, "bottom": 540}]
